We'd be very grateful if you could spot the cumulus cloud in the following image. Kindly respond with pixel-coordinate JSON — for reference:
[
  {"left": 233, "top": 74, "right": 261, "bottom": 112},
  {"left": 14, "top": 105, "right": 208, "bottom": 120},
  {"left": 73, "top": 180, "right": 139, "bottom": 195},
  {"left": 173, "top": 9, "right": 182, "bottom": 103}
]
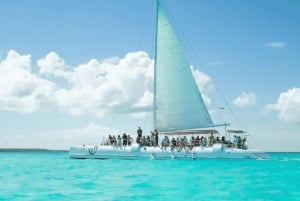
[
  {"left": 266, "top": 42, "right": 287, "bottom": 48},
  {"left": 37, "top": 51, "right": 66, "bottom": 75},
  {"left": 47, "top": 51, "right": 154, "bottom": 116},
  {"left": 0, "top": 50, "right": 56, "bottom": 113},
  {"left": 133, "top": 91, "right": 153, "bottom": 108},
  {"left": 266, "top": 88, "right": 300, "bottom": 123},
  {"left": 0, "top": 50, "right": 154, "bottom": 116},
  {"left": 233, "top": 92, "right": 256, "bottom": 107},
  {"left": 0, "top": 49, "right": 212, "bottom": 116},
  {"left": 190, "top": 66, "right": 213, "bottom": 106},
  {"left": 191, "top": 66, "right": 213, "bottom": 93}
]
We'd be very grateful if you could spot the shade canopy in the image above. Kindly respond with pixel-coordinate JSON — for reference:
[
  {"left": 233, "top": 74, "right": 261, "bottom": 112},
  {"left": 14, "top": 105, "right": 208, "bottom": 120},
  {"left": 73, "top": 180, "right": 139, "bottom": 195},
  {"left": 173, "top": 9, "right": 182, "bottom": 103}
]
[{"left": 163, "top": 129, "right": 219, "bottom": 135}]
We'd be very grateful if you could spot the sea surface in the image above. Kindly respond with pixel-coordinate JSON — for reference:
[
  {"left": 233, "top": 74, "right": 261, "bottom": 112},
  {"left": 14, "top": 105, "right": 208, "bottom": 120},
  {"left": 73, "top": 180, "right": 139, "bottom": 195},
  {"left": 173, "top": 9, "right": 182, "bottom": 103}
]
[{"left": 0, "top": 151, "right": 299, "bottom": 201}]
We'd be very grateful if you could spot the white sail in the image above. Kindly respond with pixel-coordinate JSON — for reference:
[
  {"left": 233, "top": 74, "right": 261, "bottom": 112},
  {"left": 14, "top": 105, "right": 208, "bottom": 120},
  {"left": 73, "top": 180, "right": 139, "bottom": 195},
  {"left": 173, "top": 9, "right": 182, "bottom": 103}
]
[{"left": 154, "top": 1, "right": 213, "bottom": 131}]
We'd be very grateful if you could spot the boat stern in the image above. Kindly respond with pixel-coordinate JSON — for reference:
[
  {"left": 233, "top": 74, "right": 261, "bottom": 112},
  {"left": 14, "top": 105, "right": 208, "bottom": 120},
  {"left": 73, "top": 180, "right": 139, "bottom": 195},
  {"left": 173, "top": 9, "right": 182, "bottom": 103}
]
[{"left": 69, "top": 146, "right": 90, "bottom": 159}]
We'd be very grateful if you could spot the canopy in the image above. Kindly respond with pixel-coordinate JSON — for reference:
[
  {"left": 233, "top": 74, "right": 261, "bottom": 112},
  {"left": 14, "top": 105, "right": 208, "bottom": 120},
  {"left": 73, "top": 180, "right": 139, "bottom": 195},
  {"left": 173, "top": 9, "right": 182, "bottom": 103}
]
[
  {"left": 163, "top": 129, "right": 219, "bottom": 135},
  {"left": 227, "top": 130, "right": 246, "bottom": 134}
]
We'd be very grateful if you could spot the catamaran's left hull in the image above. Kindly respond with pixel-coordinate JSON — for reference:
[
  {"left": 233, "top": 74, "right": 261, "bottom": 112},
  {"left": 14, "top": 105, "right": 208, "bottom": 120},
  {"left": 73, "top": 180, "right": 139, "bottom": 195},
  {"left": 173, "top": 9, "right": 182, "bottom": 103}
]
[{"left": 69, "top": 144, "right": 269, "bottom": 160}]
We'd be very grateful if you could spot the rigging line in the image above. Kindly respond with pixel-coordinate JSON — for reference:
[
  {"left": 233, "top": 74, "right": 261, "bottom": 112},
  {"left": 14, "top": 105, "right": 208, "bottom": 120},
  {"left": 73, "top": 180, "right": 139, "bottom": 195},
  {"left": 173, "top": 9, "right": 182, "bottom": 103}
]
[
  {"left": 136, "top": 0, "right": 157, "bottom": 57},
  {"left": 248, "top": 133, "right": 266, "bottom": 151},
  {"left": 110, "top": 1, "right": 156, "bottom": 134},
  {"left": 135, "top": 0, "right": 157, "bottom": 133},
  {"left": 180, "top": 35, "right": 247, "bottom": 130},
  {"left": 224, "top": 100, "right": 247, "bottom": 131}
]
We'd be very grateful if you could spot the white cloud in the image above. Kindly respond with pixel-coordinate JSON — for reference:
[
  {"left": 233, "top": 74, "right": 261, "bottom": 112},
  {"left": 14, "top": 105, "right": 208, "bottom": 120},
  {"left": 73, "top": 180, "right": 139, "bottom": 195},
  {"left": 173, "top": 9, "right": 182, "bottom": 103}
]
[
  {"left": 133, "top": 90, "right": 153, "bottom": 108},
  {"left": 191, "top": 66, "right": 213, "bottom": 106},
  {"left": 37, "top": 51, "right": 66, "bottom": 75},
  {"left": 53, "top": 51, "right": 154, "bottom": 116},
  {"left": 266, "top": 42, "right": 287, "bottom": 48},
  {"left": 266, "top": 88, "right": 300, "bottom": 123},
  {"left": 0, "top": 50, "right": 213, "bottom": 117},
  {"left": 0, "top": 50, "right": 154, "bottom": 116},
  {"left": 233, "top": 92, "right": 256, "bottom": 107},
  {"left": 192, "top": 66, "right": 213, "bottom": 93},
  {"left": 201, "top": 93, "right": 211, "bottom": 107},
  {"left": 0, "top": 50, "right": 56, "bottom": 113}
]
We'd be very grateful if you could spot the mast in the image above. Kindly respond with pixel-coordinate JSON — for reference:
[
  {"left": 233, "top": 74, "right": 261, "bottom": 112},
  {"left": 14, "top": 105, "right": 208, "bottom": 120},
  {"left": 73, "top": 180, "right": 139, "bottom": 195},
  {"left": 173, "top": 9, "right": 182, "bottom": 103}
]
[{"left": 153, "top": 0, "right": 159, "bottom": 131}]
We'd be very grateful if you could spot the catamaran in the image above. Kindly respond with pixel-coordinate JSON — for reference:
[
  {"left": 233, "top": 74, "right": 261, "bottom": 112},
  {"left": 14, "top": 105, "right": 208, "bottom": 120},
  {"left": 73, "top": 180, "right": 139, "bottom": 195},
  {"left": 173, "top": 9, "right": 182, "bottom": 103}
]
[{"left": 69, "top": 1, "right": 269, "bottom": 160}]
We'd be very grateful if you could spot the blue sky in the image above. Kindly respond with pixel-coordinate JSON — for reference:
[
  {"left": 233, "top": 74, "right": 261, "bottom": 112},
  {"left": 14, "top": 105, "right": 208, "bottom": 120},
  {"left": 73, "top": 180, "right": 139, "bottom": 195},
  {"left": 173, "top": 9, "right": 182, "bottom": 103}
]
[{"left": 0, "top": 0, "right": 300, "bottom": 151}]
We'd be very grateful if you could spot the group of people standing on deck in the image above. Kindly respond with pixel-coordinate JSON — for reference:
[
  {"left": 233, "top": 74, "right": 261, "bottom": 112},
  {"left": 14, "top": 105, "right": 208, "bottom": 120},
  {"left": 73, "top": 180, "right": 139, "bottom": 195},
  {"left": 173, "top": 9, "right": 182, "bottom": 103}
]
[
  {"left": 105, "top": 127, "right": 247, "bottom": 150},
  {"left": 234, "top": 135, "right": 247, "bottom": 149},
  {"left": 104, "top": 126, "right": 159, "bottom": 147},
  {"left": 136, "top": 127, "right": 159, "bottom": 147},
  {"left": 160, "top": 133, "right": 247, "bottom": 150},
  {"left": 107, "top": 133, "right": 132, "bottom": 147}
]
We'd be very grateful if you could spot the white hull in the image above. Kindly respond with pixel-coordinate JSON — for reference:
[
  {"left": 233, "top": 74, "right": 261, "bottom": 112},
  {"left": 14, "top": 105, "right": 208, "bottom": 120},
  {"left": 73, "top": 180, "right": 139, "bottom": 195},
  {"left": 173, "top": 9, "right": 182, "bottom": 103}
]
[{"left": 69, "top": 143, "right": 269, "bottom": 160}]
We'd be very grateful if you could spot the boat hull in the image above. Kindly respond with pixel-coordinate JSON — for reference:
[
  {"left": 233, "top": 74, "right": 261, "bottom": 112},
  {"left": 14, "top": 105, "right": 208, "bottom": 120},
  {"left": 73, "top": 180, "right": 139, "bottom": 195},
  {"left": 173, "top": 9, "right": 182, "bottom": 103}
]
[{"left": 69, "top": 143, "right": 269, "bottom": 160}]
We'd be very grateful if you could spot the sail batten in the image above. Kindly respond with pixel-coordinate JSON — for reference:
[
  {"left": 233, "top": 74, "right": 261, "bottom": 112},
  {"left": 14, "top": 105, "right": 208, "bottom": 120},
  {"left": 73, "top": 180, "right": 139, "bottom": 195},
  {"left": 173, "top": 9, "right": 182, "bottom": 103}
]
[{"left": 154, "top": 1, "right": 213, "bottom": 131}]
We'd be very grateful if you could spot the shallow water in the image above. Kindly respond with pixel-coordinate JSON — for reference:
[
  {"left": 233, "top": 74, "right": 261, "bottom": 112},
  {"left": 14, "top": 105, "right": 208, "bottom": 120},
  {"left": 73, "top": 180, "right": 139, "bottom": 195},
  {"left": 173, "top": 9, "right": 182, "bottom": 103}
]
[{"left": 0, "top": 152, "right": 299, "bottom": 201}]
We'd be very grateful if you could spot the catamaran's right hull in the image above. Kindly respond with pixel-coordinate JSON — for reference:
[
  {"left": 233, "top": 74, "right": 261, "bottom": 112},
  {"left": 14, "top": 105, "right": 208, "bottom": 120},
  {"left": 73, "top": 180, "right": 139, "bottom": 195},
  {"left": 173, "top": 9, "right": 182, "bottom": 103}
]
[{"left": 69, "top": 144, "right": 269, "bottom": 160}]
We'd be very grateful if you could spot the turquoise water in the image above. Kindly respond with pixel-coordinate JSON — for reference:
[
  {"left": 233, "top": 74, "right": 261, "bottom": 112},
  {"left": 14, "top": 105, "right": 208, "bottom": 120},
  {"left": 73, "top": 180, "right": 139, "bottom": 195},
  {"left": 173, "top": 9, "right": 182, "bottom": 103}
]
[{"left": 0, "top": 152, "right": 299, "bottom": 201}]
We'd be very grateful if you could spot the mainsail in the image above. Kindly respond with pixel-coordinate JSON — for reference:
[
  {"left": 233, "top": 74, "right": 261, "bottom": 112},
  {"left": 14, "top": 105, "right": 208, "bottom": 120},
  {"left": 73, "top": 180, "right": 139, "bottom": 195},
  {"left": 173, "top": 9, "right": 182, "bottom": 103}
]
[{"left": 154, "top": 1, "right": 214, "bottom": 132}]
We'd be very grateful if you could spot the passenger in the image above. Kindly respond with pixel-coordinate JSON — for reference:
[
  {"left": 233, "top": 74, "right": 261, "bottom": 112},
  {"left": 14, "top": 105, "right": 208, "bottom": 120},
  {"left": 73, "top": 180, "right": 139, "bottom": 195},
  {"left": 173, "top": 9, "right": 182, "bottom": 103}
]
[
  {"left": 154, "top": 129, "right": 159, "bottom": 146},
  {"left": 209, "top": 133, "right": 214, "bottom": 146},
  {"left": 137, "top": 126, "right": 143, "bottom": 138},
  {"left": 112, "top": 135, "right": 117, "bottom": 147},
  {"left": 122, "top": 133, "right": 127, "bottom": 146},
  {"left": 141, "top": 136, "right": 146, "bottom": 146},
  {"left": 127, "top": 135, "right": 132, "bottom": 146},
  {"left": 176, "top": 137, "right": 180, "bottom": 148},
  {"left": 146, "top": 135, "right": 151, "bottom": 146},
  {"left": 136, "top": 135, "right": 140, "bottom": 144},
  {"left": 190, "top": 136, "right": 195, "bottom": 147},
  {"left": 161, "top": 136, "right": 169, "bottom": 149},
  {"left": 238, "top": 136, "right": 242, "bottom": 149},
  {"left": 233, "top": 135, "right": 238, "bottom": 147},
  {"left": 242, "top": 137, "right": 247, "bottom": 149},
  {"left": 202, "top": 137, "right": 208, "bottom": 147},
  {"left": 221, "top": 136, "right": 226, "bottom": 144},
  {"left": 150, "top": 132, "right": 155, "bottom": 146},
  {"left": 117, "top": 135, "right": 122, "bottom": 147},
  {"left": 200, "top": 136, "right": 204, "bottom": 146},
  {"left": 242, "top": 137, "right": 246, "bottom": 145},
  {"left": 183, "top": 136, "right": 188, "bottom": 147},
  {"left": 195, "top": 136, "right": 200, "bottom": 146},
  {"left": 165, "top": 136, "right": 169, "bottom": 146},
  {"left": 109, "top": 135, "right": 113, "bottom": 145},
  {"left": 171, "top": 137, "right": 176, "bottom": 150}
]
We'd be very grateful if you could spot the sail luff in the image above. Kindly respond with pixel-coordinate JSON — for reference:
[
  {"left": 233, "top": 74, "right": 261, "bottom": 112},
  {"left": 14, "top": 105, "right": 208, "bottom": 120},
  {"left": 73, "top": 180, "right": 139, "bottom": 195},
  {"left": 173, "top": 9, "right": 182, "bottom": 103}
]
[{"left": 154, "top": 1, "right": 214, "bottom": 132}]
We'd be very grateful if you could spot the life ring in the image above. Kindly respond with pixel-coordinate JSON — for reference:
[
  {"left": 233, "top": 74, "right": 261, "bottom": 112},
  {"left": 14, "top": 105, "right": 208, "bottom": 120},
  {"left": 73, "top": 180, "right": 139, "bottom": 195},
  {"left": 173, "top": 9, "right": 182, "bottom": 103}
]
[{"left": 88, "top": 146, "right": 97, "bottom": 155}]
